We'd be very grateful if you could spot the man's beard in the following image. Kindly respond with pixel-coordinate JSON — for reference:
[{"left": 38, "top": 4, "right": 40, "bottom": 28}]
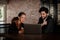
[{"left": 42, "top": 16, "right": 48, "bottom": 20}]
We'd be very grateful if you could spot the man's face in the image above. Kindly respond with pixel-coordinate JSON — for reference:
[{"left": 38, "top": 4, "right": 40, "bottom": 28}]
[
  {"left": 19, "top": 15, "right": 26, "bottom": 23},
  {"left": 40, "top": 11, "right": 47, "bottom": 19}
]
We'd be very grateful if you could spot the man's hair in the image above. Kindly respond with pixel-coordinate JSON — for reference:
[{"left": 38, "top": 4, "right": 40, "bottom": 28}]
[
  {"left": 39, "top": 7, "right": 48, "bottom": 13},
  {"left": 18, "top": 12, "right": 26, "bottom": 17}
]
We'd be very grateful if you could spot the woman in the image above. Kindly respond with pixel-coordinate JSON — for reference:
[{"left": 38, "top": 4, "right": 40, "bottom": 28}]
[{"left": 18, "top": 12, "right": 26, "bottom": 34}]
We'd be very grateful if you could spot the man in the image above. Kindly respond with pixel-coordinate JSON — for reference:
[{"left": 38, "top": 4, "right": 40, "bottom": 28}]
[{"left": 38, "top": 7, "right": 54, "bottom": 33}]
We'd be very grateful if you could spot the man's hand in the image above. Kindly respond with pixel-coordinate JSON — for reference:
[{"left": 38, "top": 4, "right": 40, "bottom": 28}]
[
  {"left": 41, "top": 20, "right": 47, "bottom": 27},
  {"left": 43, "top": 21, "right": 47, "bottom": 25}
]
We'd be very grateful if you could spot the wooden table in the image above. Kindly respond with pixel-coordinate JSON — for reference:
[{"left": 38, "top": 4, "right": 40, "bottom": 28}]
[{"left": 0, "top": 33, "right": 60, "bottom": 40}]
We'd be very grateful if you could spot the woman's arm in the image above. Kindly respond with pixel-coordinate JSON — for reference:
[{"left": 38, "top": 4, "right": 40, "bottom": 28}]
[{"left": 19, "top": 27, "right": 24, "bottom": 34}]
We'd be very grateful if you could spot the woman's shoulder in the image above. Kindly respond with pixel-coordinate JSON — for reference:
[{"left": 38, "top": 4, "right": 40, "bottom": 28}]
[{"left": 9, "top": 23, "right": 16, "bottom": 28}]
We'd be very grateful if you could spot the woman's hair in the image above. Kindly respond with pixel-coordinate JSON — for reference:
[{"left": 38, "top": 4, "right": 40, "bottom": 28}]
[
  {"left": 39, "top": 7, "right": 48, "bottom": 13},
  {"left": 11, "top": 17, "right": 18, "bottom": 23},
  {"left": 18, "top": 12, "right": 26, "bottom": 17}
]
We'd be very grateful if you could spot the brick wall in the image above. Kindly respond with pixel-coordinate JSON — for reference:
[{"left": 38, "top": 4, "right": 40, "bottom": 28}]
[{"left": 7, "top": 0, "right": 40, "bottom": 24}]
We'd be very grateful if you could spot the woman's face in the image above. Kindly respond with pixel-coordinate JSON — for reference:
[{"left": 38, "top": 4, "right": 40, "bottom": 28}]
[
  {"left": 19, "top": 15, "right": 26, "bottom": 23},
  {"left": 40, "top": 11, "right": 47, "bottom": 19}
]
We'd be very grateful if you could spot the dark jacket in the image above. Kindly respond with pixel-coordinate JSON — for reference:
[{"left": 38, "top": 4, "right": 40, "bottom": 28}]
[
  {"left": 38, "top": 16, "right": 54, "bottom": 33},
  {"left": 8, "top": 22, "right": 24, "bottom": 34}
]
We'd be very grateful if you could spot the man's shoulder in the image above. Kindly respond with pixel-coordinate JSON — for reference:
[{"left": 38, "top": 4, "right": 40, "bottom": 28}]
[
  {"left": 39, "top": 17, "right": 42, "bottom": 20},
  {"left": 47, "top": 16, "right": 53, "bottom": 20},
  {"left": 47, "top": 16, "right": 54, "bottom": 23}
]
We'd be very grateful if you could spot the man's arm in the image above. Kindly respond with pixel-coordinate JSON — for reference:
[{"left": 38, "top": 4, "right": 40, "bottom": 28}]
[{"left": 45, "top": 19, "right": 54, "bottom": 33}]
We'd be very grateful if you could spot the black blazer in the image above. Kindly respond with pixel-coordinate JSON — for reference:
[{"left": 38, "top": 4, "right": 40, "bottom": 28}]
[{"left": 38, "top": 16, "right": 54, "bottom": 33}]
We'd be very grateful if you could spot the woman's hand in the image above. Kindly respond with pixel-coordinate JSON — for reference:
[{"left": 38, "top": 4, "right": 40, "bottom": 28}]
[{"left": 19, "top": 29, "right": 24, "bottom": 34}]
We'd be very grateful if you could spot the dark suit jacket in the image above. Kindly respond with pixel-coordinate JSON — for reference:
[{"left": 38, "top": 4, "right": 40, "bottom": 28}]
[{"left": 38, "top": 16, "right": 54, "bottom": 33}]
